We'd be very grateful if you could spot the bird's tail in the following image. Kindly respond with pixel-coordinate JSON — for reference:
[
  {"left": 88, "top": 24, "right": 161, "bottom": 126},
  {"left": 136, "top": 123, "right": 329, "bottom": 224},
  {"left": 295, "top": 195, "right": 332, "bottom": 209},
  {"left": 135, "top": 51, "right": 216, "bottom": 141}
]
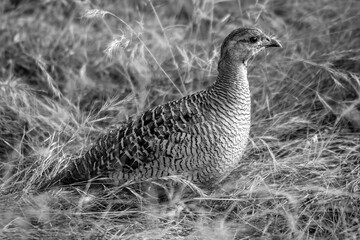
[
  {"left": 37, "top": 156, "right": 92, "bottom": 191},
  {"left": 37, "top": 131, "right": 117, "bottom": 191}
]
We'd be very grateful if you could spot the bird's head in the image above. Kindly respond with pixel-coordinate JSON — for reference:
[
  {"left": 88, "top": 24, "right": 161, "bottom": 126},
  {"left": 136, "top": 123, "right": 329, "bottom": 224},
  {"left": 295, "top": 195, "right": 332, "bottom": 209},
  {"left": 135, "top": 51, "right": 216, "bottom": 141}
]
[{"left": 219, "top": 27, "right": 281, "bottom": 67}]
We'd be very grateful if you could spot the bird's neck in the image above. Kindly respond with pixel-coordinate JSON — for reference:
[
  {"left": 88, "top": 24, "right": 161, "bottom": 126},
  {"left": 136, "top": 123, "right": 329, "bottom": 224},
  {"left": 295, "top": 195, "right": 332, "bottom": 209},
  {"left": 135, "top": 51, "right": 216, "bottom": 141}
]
[{"left": 211, "top": 60, "right": 250, "bottom": 103}]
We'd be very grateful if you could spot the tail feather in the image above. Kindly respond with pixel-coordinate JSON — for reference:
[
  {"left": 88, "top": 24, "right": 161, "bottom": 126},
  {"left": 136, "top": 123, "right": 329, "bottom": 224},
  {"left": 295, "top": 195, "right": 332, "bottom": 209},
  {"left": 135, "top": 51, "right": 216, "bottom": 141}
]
[{"left": 37, "top": 157, "right": 92, "bottom": 191}]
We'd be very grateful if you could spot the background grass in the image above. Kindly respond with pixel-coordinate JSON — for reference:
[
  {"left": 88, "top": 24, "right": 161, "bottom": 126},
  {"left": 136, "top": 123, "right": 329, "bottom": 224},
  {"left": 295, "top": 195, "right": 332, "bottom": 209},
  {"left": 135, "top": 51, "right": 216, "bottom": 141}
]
[{"left": 1, "top": 0, "right": 360, "bottom": 239}]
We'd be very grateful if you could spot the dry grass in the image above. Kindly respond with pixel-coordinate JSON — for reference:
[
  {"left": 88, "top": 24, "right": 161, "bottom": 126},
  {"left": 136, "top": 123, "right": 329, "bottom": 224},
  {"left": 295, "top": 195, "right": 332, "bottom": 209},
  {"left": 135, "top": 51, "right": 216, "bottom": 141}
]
[{"left": 1, "top": 0, "right": 360, "bottom": 239}]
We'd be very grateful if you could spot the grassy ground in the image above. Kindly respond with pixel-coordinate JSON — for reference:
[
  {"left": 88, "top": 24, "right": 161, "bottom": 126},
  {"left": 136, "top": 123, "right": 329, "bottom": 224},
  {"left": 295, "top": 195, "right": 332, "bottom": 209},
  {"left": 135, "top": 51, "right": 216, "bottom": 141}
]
[{"left": 1, "top": 0, "right": 360, "bottom": 239}]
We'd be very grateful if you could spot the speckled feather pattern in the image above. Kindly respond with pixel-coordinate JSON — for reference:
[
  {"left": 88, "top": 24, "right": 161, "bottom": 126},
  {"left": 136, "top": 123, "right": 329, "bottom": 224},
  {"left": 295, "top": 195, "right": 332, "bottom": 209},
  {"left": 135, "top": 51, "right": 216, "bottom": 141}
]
[{"left": 63, "top": 63, "right": 250, "bottom": 186}]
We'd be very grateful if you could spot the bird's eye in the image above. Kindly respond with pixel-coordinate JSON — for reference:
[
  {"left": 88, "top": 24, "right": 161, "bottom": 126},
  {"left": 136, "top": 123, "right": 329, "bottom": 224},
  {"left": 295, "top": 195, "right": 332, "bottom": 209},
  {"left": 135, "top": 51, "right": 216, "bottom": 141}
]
[{"left": 249, "top": 37, "right": 258, "bottom": 43}]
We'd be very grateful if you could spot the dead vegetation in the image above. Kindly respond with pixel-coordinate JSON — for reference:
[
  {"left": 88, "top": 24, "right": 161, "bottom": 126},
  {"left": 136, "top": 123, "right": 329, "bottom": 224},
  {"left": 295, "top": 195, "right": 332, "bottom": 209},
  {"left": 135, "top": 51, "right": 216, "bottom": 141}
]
[{"left": 1, "top": 0, "right": 360, "bottom": 239}]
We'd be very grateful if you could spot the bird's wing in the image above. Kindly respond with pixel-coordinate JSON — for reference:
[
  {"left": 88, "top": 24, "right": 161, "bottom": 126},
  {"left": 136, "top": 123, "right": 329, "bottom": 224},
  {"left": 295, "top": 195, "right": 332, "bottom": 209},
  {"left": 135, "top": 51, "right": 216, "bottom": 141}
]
[{"left": 80, "top": 94, "right": 210, "bottom": 178}]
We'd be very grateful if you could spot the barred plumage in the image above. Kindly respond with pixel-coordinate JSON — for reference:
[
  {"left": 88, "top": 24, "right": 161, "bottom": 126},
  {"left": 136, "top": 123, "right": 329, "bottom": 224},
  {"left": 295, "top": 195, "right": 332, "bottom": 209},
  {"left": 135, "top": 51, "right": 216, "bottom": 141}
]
[{"left": 44, "top": 27, "right": 281, "bottom": 189}]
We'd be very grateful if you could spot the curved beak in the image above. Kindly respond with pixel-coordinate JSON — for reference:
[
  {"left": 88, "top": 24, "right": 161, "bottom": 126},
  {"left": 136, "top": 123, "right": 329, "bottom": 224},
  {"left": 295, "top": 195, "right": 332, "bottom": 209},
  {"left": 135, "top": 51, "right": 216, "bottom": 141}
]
[{"left": 263, "top": 37, "right": 282, "bottom": 48}]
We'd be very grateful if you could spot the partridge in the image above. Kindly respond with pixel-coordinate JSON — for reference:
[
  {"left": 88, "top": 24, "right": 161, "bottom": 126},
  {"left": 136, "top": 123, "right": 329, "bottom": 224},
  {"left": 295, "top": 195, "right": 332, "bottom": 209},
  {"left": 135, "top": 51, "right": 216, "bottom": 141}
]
[{"left": 43, "top": 27, "right": 281, "bottom": 189}]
